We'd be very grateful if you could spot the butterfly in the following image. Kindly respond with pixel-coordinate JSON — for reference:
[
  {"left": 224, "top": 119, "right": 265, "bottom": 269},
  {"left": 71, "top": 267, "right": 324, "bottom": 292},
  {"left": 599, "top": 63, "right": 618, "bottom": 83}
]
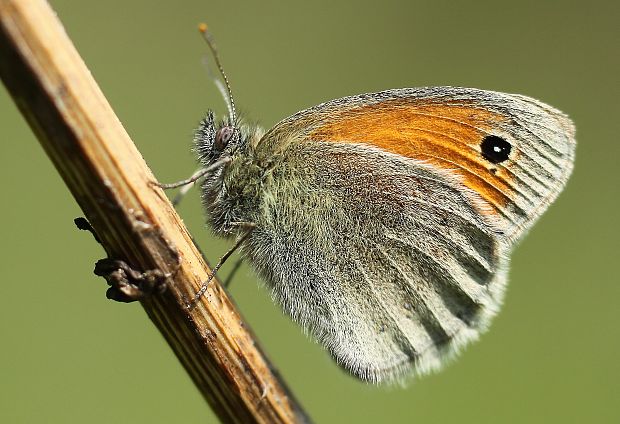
[{"left": 173, "top": 26, "right": 576, "bottom": 384}]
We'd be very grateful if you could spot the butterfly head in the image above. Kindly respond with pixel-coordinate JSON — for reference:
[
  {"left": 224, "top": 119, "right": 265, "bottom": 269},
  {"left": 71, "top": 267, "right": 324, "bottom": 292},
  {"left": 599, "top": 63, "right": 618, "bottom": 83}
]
[{"left": 194, "top": 111, "right": 247, "bottom": 164}]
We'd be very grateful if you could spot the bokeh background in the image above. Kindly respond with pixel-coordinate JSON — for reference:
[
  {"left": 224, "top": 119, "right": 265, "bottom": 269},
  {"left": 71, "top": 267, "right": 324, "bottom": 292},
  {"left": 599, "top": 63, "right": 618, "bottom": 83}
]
[{"left": 1, "top": 0, "right": 618, "bottom": 423}]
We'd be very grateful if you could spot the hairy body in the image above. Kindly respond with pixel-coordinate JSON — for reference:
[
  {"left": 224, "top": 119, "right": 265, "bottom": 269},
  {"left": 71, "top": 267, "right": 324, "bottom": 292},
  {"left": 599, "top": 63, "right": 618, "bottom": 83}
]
[{"left": 194, "top": 87, "right": 575, "bottom": 383}]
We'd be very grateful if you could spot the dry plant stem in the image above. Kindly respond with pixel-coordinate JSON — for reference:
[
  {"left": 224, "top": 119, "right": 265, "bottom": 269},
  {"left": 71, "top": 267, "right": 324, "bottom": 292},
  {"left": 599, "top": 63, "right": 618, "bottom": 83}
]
[{"left": 0, "top": 1, "right": 309, "bottom": 423}]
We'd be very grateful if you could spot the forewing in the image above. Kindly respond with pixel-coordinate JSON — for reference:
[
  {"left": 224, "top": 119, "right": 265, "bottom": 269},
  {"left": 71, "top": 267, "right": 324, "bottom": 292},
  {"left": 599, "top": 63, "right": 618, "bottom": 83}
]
[{"left": 264, "top": 87, "right": 576, "bottom": 242}]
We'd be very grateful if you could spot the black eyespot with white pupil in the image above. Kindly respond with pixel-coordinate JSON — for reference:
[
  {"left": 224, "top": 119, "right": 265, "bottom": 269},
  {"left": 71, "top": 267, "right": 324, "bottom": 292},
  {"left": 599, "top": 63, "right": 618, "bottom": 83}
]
[
  {"left": 214, "top": 126, "right": 234, "bottom": 151},
  {"left": 481, "top": 135, "right": 511, "bottom": 164}
]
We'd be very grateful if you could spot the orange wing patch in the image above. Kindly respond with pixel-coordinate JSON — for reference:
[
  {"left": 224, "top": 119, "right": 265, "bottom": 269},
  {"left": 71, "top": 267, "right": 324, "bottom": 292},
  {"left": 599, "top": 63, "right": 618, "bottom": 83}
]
[{"left": 307, "top": 100, "right": 513, "bottom": 217}]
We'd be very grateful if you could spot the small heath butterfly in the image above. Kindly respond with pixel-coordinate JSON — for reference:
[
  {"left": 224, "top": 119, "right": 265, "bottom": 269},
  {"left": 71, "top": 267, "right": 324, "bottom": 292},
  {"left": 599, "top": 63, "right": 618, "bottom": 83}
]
[{"left": 179, "top": 25, "right": 576, "bottom": 383}]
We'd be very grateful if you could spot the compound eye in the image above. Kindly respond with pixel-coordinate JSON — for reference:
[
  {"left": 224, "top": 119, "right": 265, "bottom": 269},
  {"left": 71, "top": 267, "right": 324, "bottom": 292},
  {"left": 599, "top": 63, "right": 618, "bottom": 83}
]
[{"left": 214, "top": 126, "right": 234, "bottom": 151}]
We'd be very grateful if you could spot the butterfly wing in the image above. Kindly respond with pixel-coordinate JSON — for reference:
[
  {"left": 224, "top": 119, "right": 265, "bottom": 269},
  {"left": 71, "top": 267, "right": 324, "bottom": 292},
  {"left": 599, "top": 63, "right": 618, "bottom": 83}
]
[
  {"left": 263, "top": 87, "right": 576, "bottom": 242},
  {"left": 240, "top": 87, "right": 575, "bottom": 382},
  {"left": 243, "top": 140, "right": 506, "bottom": 382}
]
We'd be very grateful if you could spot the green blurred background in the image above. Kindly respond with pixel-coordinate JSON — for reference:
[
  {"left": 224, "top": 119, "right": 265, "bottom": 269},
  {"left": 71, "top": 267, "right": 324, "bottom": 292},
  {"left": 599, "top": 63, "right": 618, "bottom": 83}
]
[{"left": 1, "top": 0, "right": 618, "bottom": 422}]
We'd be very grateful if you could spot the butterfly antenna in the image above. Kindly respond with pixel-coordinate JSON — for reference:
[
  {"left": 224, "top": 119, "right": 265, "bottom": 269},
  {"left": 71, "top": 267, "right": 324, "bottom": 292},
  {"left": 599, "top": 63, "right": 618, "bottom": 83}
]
[
  {"left": 199, "top": 54, "right": 231, "bottom": 116},
  {"left": 201, "top": 56, "right": 234, "bottom": 123},
  {"left": 198, "top": 23, "right": 237, "bottom": 125}
]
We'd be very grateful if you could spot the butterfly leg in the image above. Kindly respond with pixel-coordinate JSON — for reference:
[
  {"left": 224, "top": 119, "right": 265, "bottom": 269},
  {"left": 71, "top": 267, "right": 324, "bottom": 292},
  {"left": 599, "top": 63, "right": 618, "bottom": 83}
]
[
  {"left": 170, "top": 173, "right": 199, "bottom": 207},
  {"left": 154, "top": 157, "right": 232, "bottom": 206},
  {"left": 221, "top": 257, "right": 244, "bottom": 289},
  {"left": 189, "top": 222, "right": 255, "bottom": 309}
]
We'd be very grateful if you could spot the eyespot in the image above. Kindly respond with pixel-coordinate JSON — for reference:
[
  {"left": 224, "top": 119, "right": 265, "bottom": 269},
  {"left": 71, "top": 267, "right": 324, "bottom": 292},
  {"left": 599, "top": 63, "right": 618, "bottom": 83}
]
[
  {"left": 214, "top": 126, "right": 234, "bottom": 151},
  {"left": 481, "top": 135, "right": 511, "bottom": 164}
]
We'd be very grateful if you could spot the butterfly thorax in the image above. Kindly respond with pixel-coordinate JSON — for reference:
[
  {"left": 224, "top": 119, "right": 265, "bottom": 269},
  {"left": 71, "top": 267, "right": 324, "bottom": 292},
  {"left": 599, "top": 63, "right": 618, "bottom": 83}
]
[{"left": 194, "top": 112, "right": 269, "bottom": 237}]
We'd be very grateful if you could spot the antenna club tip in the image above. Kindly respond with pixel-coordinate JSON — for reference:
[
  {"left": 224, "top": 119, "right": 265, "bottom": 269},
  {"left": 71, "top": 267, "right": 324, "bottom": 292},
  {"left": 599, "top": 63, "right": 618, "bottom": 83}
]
[{"left": 198, "top": 23, "right": 208, "bottom": 33}]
